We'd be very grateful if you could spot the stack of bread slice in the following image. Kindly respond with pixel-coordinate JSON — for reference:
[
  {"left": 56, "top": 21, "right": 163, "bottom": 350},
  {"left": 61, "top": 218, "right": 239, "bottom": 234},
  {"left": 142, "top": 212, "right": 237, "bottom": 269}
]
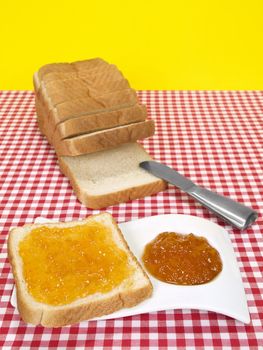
[
  {"left": 34, "top": 58, "right": 167, "bottom": 208},
  {"left": 34, "top": 58, "right": 154, "bottom": 156}
]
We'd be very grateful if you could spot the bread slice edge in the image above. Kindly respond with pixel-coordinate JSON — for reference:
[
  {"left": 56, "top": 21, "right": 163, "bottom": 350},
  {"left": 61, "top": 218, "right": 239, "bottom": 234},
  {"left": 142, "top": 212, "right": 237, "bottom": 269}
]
[
  {"left": 58, "top": 143, "right": 167, "bottom": 208},
  {"left": 54, "top": 120, "right": 155, "bottom": 156}
]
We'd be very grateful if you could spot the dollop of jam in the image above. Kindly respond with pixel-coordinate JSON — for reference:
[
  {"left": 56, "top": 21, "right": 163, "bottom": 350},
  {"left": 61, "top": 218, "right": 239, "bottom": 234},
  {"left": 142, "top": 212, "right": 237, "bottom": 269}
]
[
  {"left": 19, "top": 221, "right": 134, "bottom": 306},
  {"left": 142, "top": 232, "right": 222, "bottom": 285}
]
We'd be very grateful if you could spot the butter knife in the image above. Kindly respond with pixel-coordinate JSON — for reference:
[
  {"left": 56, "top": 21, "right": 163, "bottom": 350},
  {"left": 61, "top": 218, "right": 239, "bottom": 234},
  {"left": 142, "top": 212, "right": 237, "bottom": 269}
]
[{"left": 140, "top": 161, "right": 258, "bottom": 230}]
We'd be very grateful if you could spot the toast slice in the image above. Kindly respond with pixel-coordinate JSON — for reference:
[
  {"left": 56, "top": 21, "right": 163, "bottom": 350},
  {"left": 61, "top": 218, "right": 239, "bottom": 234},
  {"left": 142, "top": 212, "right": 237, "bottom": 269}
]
[
  {"left": 8, "top": 213, "right": 153, "bottom": 327},
  {"left": 58, "top": 142, "right": 167, "bottom": 208},
  {"left": 52, "top": 104, "right": 147, "bottom": 141},
  {"left": 53, "top": 120, "right": 155, "bottom": 156}
]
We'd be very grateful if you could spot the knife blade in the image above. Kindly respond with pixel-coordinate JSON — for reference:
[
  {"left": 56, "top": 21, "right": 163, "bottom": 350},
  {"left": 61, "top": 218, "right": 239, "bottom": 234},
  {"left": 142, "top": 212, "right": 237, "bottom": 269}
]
[
  {"left": 140, "top": 160, "right": 196, "bottom": 192},
  {"left": 140, "top": 161, "right": 258, "bottom": 230}
]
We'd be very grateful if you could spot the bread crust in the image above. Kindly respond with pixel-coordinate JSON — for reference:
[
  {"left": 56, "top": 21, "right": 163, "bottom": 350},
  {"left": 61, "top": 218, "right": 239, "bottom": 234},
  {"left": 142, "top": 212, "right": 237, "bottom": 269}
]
[
  {"left": 8, "top": 232, "right": 44, "bottom": 325},
  {"left": 8, "top": 214, "right": 153, "bottom": 327},
  {"left": 78, "top": 180, "right": 167, "bottom": 209},
  {"left": 37, "top": 58, "right": 108, "bottom": 81}
]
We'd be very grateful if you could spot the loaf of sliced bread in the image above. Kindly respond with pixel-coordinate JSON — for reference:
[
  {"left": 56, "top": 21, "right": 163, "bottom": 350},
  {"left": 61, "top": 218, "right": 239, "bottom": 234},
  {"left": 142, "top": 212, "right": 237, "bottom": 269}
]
[
  {"left": 34, "top": 59, "right": 166, "bottom": 208},
  {"left": 8, "top": 213, "right": 153, "bottom": 327},
  {"left": 35, "top": 63, "right": 132, "bottom": 140},
  {"left": 58, "top": 143, "right": 167, "bottom": 208},
  {"left": 34, "top": 59, "right": 151, "bottom": 152}
]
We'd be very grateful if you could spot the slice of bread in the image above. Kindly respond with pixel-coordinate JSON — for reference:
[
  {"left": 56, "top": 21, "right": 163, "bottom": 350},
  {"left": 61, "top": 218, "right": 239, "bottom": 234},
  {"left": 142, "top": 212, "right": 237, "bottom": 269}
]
[
  {"left": 58, "top": 142, "right": 167, "bottom": 208},
  {"left": 53, "top": 104, "right": 147, "bottom": 141},
  {"left": 53, "top": 120, "right": 155, "bottom": 156},
  {"left": 8, "top": 213, "right": 153, "bottom": 327}
]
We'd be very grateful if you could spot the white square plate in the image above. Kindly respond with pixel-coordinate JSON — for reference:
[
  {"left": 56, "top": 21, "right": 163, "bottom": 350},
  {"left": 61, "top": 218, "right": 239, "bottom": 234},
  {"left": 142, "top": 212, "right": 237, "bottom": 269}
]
[{"left": 11, "top": 214, "right": 250, "bottom": 324}]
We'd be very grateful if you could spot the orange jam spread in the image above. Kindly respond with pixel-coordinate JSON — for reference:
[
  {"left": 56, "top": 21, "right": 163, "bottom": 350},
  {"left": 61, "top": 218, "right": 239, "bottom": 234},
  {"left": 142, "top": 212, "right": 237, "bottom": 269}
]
[
  {"left": 142, "top": 232, "right": 222, "bottom": 285},
  {"left": 19, "top": 221, "right": 134, "bottom": 306}
]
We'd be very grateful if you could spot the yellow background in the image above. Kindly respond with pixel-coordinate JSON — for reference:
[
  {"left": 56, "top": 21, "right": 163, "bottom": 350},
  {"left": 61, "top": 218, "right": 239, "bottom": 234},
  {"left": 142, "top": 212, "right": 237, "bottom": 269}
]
[{"left": 0, "top": 0, "right": 262, "bottom": 90}]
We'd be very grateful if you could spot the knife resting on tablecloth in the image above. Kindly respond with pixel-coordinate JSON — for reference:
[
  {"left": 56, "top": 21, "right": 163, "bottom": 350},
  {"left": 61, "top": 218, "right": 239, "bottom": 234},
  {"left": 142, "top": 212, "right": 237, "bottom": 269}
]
[{"left": 140, "top": 161, "right": 258, "bottom": 230}]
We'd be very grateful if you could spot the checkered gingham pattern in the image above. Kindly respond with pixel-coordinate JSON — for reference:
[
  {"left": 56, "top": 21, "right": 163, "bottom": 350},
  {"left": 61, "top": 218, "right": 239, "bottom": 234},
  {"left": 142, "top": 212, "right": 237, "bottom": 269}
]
[{"left": 0, "top": 90, "right": 262, "bottom": 349}]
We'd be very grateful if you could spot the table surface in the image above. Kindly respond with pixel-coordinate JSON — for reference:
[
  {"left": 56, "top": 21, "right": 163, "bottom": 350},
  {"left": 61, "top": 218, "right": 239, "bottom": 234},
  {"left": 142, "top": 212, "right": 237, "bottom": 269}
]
[{"left": 0, "top": 90, "right": 262, "bottom": 349}]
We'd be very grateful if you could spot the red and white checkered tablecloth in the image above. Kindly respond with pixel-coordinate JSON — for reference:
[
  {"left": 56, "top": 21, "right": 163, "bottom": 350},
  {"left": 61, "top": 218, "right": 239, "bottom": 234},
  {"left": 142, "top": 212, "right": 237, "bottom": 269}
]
[{"left": 0, "top": 90, "right": 262, "bottom": 349}]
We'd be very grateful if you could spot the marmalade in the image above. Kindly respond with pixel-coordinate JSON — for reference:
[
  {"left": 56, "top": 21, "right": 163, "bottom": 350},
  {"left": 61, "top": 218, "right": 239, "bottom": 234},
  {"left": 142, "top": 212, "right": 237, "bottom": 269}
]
[
  {"left": 19, "top": 222, "right": 134, "bottom": 306},
  {"left": 142, "top": 232, "right": 222, "bottom": 285}
]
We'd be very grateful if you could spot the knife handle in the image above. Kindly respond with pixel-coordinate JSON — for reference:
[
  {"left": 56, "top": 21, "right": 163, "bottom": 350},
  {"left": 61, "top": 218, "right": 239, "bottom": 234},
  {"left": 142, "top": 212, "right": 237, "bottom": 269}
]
[{"left": 189, "top": 186, "right": 258, "bottom": 229}]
